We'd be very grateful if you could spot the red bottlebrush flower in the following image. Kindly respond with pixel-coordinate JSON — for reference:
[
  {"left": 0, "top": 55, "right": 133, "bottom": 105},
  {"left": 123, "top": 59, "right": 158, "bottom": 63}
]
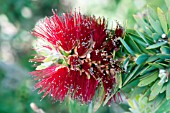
[{"left": 30, "top": 10, "right": 123, "bottom": 104}]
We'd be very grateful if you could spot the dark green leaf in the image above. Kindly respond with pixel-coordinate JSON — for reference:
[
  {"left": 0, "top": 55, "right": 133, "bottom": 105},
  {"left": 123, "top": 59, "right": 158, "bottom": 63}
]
[
  {"left": 157, "top": 53, "right": 170, "bottom": 59},
  {"left": 149, "top": 63, "right": 164, "bottom": 69},
  {"left": 136, "top": 54, "right": 149, "bottom": 65},
  {"left": 119, "top": 37, "right": 135, "bottom": 56},
  {"left": 128, "top": 35, "right": 142, "bottom": 53},
  {"left": 146, "top": 55, "right": 159, "bottom": 63},
  {"left": 130, "top": 35, "right": 147, "bottom": 47},
  {"left": 160, "top": 46, "right": 170, "bottom": 54},
  {"left": 123, "top": 64, "right": 143, "bottom": 86},
  {"left": 136, "top": 30, "right": 150, "bottom": 45}
]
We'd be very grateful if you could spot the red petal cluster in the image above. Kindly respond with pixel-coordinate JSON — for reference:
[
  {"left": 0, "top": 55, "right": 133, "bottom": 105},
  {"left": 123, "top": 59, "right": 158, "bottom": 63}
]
[{"left": 30, "top": 11, "right": 123, "bottom": 104}]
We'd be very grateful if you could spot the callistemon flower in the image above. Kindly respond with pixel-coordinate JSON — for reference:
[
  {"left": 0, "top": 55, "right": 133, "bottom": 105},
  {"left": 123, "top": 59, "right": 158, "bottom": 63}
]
[{"left": 29, "top": 10, "right": 123, "bottom": 104}]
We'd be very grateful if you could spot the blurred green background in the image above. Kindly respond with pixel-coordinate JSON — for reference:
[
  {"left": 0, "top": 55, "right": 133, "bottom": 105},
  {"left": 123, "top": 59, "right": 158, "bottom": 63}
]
[{"left": 0, "top": 0, "right": 166, "bottom": 113}]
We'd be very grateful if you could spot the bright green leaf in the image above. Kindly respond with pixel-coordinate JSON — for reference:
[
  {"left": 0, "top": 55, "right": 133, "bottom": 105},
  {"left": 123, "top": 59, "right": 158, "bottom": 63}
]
[
  {"left": 166, "top": 80, "right": 170, "bottom": 100},
  {"left": 138, "top": 71, "right": 158, "bottom": 87},
  {"left": 157, "top": 7, "right": 168, "bottom": 34},
  {"left": 149, "top": 80, "right": 163, "bottom": 101},
  {"left": 93, "top": 84, "right": 105, "bottom": 112},
  {"left": 148, "top": 14, "right": 163, "bottom": 34},
  {"left": 148, "top": 6, "right": 158, "bottom": 20},
  {"left": 167, "top": 11, "right": 170, "bottom": 29}
]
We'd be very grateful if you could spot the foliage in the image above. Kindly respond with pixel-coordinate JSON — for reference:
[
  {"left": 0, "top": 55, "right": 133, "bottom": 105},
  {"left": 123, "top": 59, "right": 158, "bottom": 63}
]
[{"left": 115, "top": 0, "right": 170, "bottom": 112}]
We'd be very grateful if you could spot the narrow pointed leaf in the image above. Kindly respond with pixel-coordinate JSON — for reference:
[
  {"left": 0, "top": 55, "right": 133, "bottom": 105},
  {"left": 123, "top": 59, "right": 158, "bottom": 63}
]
[
  {"left": 138, "top": 71, "right": 158, "bottom": 87},
  {"left": 148, "top": 6, "right": 158, "bottom": 20},
  {"left": 160, "top": 84, "right": 167, "bottom": 93},
  {"left": 149, "top": 80, "right": 163, "bottom": 101},
  {"left": 146, "top": 55, "right": 159, "bottom": 63},
  {"left": 160, "top": 46, "right": 170, "bottom": 54},
  {"left": 136, "top": 30, "right": 150, "bottom": 45},
  {"left": 167, "top": 11, "right": 170, "bottom": 29},
  {"left": 119, "top": 37, "right": 135, "bottom": 56},
  {"left": 157, "top": 7, "right": 168, "bottom": 34},
  {"left": 149, "top": 63, "right": 164, "bottom": 69},
  {"left": 166, "top": 80, "right": 170, "bottom": 100},
  {"left": 136, "top": 54, "right": 149, "bottom": 65},
  {"left": 134, "top": 15, "right": 151, "bottom": 30},
  {"left": 157, "top": 53, "right": 170, "bottom": 59},
  {"left": 152, "top": 33, "right": 161, "bottom": 41},
  {"left": 128, "top": 35, "right": 142, "bottom": 53},
  {"left": 93, "top": 85, "right": 105, "bottom": 112},
  {"left": 123, "top": 64, "right": 143, "bottom": 86},
  {"left": 165, "top": 0, "right": 170, "bottom": 9},
  {"left": 146, "top": 41, "right": 167, "bottom": 49},
  {"left": 148, "top": 14, "right": 163, "bottom": 34}
]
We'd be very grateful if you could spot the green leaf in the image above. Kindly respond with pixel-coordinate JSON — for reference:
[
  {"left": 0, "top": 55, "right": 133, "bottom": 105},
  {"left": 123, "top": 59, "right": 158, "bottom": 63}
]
[
  {"left": 129, "top": 87, "right": 148, "bottom": 99},
  {"left": 149, "top": 93, "right": 166, "bottom": 112},
  {"left": 160, "top": 46, "right": 170, "bottom": 54},
  {"left": 148, "top": 14, "right": 164, "bottom": 34},
  {"left": 141, "top": 66, "right": 157, "bottom": 75},
  {"left": 136, "top": 54, "right": 149, "bottom": 65},
  {"left": 167, "top": 11, "right": 170, "bottom": 29},
  {"left": 165, "top": 0, "right": 170, "bottom": 9},
  {"left": 152, "top": 33, "right": 161, "bottom": 41},
  {"left": 156, "top": 99, "right": 170, "bottom": 113},
  {"left": 129, "top": 34, "right": 147, "bottom": 46},
  {"left": 122, "top": 78, "right": 140, "bottom": 93},
  {"left": 138, "top": 71, "right": 158, "bottom": 87},
  {"left": 157, "top": 7, "right": 168, "bottom": 34},
  {"left": 149, "top": 80, "right": 163, "bottom": 101},
  {"left": 149, "top": 63, "right": 164, "bottom": 69},
  {"left": 146, "top": 55, "right": 159, "bottom": 63},
  {"left": 166, "top": 80, "right": 170, "bottom": 100},
  {"left": 148, "top": 6, "right": 158, "bottom": 20},
  {"left": 123, "top": 57, "right": 129, "bottom": 72},
  {"left": 157, "top": 53, "right": 170, "bottom": 59},
  {"left": 128, "top": 35, "right": 142, "bottom": 53},
  {"left": 123, "top": 64, "right": 143, "bottom": 86},
  {"left": 134, "top": 15, "right": 151, "bottom": 30},
  {"left": 119, "top": 37, "right": 135, "bottom": 56},
  {"left": 93, "top": 84, "right": 105, "bottom": 112},
  {"left": 146, "top": 41, "right": 167, "bottom": 49},
  {"left": 160, "top": 84, "right": 167, "bottom": 93},
  {"left": 136, "top": 30, "right": 150, "bottom": 45}
]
